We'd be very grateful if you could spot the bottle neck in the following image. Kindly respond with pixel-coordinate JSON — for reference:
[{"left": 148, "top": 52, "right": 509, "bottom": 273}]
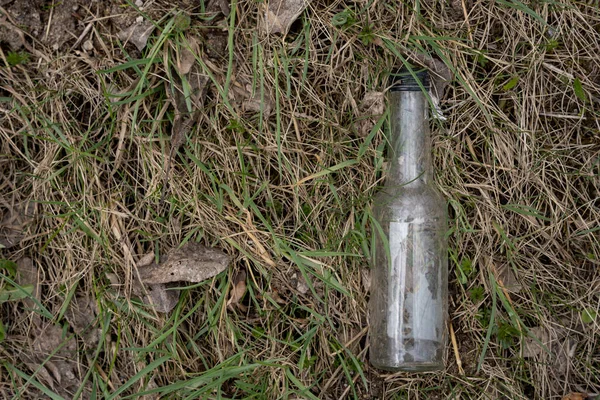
[{"left": 387, "top": 90, "right": 432, "bottom": 188}]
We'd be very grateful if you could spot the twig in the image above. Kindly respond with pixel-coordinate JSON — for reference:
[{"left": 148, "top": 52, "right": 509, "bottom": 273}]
[{"left": 449, "top": 320, "right": 464, "bottom": 375}]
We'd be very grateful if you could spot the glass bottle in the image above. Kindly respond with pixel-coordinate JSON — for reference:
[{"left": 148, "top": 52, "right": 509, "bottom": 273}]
[{"left": 369, "top": 68, "right": 448, "bottom": 372}]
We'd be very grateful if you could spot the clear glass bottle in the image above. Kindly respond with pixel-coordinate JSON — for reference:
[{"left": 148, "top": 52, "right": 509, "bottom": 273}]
[{"left": 369, "top": 68, "right": 448, "bottom": 372}]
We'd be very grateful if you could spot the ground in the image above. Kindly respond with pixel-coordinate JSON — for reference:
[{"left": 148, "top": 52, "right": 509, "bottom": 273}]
[{"left": 0, "top": 0, "right": 599, "bottom": 399}]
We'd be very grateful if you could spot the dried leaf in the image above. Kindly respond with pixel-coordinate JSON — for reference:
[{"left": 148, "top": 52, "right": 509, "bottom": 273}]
[
  {"left": 523, "top": 326, "right": 551, "bottom": 358},
  {"left": 65, "top": 296, "right": 100, "bottom": 346},
  {"left": 562, "top": 393, "right": 588, "bottom": 400},
  {"left": 0, "top": 201, "right": 36, "bottom": 249},
  {"left": 496, "top": 263, "right": 522, "bottom": 293},
  {"left": 360, "top": 91, "right": 385, "bottom": 116},
  {"left": 23, "top": 361, "right": 55, "bottom": 389},
  {"left": 15, "top": 257, "right": 41, "bottom": 322},
  {"left": 291, "top": 272, "right": 309, "bottom": 295},
  {"left": 227, "top": 269, "right": 247, "bottom": 309},
  {"left": 242, "top": 95, "right": 274, "bottom": 117},
  {"left": 22, "top": 322, "right": 84, "bottom": 396},
  {"left": 117, "top": 20, "right": 155, "bottom": 51},
  {"left": 140, "top": 283, "right": 180, "bottom": 313},
  {"left": 356, "top": 91, "right": 384, "bottom": 137},
  {"left": 137, "top": 242, "right": 231, "bottom": 284},
  {"left": 270, "top": 290, "right": 287, "bottom": 305},
  {"left": 206, "top": 0, "right": 230, "bottom": 16},
  {"left": 15, "top": 257, "right": 40, "bottom": 301},
  {"left": 522, "top": 325, "right": 578, "bottom": 377},
  {"left": 177, "top": 37, "right": 199, "bottom": 76},
  {"left": 265, "top": 0, "right": 309, "bottom": 35},
  {"left": 362, "top": 268, "right": 371, "bottom": 292},
  {"left": 105, "top": 272, "right": 120, "bottom": 286},
  {"left": 409, "top": 53, "right": 453, "bottom": 100},
  {"left": 205, "top": 30, "right": 229, "bottom": 60},
  {"left": 139, "top": 375, "right": 160, "bottom": 400},
  {"left": 137, "top": 252, "right": 156, "bottom": 268}
]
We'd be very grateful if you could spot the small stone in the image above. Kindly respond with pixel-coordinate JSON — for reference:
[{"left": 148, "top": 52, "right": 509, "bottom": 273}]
[{"left": 82, "top": 40, "right": 93, "bottom": 52}]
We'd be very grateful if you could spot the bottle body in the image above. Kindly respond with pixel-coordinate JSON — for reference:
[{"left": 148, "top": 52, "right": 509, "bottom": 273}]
[
  {"left": 369, "top": 74, "right": 448, "bottom": 372},
  {"left": 369, "top": 187, "right": 448, "bottom": 371}
]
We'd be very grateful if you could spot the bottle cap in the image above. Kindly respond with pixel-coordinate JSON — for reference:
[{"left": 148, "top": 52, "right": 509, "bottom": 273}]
[{"left": 389, "top": 67, "right": 430, "bottom": 91}]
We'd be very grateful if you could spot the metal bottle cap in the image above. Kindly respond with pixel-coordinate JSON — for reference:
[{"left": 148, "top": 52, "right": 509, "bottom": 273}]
[{"left": 389, "top": 67, "right": 430, "bottom": 91}]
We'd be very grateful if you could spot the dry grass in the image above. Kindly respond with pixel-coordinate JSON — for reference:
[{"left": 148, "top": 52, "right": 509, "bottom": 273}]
[{"left": 1, "top": 0, "right": 599, "bottom": 398}]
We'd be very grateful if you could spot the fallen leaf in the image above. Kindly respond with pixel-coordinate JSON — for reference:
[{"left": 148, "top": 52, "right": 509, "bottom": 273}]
[
  {"left": 408, "top": 52, "right": 452, "bottom": 100},
  {"left": 227, "top": 269, "right": 247, "bottom": 309},
  {"left": 117, "top": 20, "right": 155, "bottom": 51},
  {"left": 105, "top": 272, "right": 121, "bottom": 286},
  {"left": 177, "top": 37, "right": 199, "bottom": 75},
  {"left": 0, "top": 201, "right": 36, "bottom": 249},
  {"left": 242, "top": 90, "right": 275, "bottom": 118},
  {"left": 65, "top": 296, "right": 100, "bottom": 346},
  {"left": 523, "top": 326, "right": 552, "bottom": 358},
  {"left": 15, "top": 257, "right": 41, "bottom": 323},
  {"left": 139, "top": 283, "right": 180, "bottom": 313},
  {"left": 522, "top": 325, "right": 578, "bottom": 377},
  {"left": 21, "top": 322, "right": 86, "bottom": 398},
  {"left": 15, "top": 257, "right": 40, "bottom": 300},
  {"left": 562, "top": 393, "right": 588, "bottom": 400},
  {"left": 356, "top": 91, "right": 384, "bottom": 137},
  {"left": 291, "top": 272, "right": 309, "bottom": 295},
  {"left": 139, "top": 375, "right": 160, "bottom": 400},
  {"left": 360, "top": 91, "right": 385, "bottom": 116},
  {"left": 137, "top": 242, "right": 231, "bottom": 284},
  {"left": 265, "top": 0, "right": 309, "bottom": 35},
  {"left": 270, "top": 290, "right": 287, "bottom": 305},
  {"left": 207, "top": 0, "right": 230, "bottom": 16},
  {"left": 496, "top": 263, "right": 522, "bottom": 293},
  {"left": 23, "top": 360, "right": 55, "bottom": 389},
  {"left": 138, "top": 252, "right": 156, "bottom": 268}
]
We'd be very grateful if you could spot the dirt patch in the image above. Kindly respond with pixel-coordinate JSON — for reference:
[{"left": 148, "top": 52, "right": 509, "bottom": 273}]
[{"left": 0, "top": 0, "right": 44, "bottom": 49}]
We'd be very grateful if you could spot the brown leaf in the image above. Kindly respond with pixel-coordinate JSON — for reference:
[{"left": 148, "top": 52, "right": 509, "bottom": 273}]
[
  {"left": 23, "top": 322, "right": 84, "bottom": 396},
  {"left": 137, "top": 242, "right": 231, "bottom": 284},
  {"left": 117, "top": 20, "right": 155, "bottom": 51},
  {"left": 356, "top": 91, "right": 384, "bottom": 137},
  {"left": 23, "top": 361, "right": 55, "bottom": 389},
  {"left": 65, "top": 296, "right": 100, "bottom": 346},
  {"left": 177, "top": 37, "right": 199, "bottom": 76},
  {"left": 15, "top": 257, "right": 41, "bottom": 305},
  {"left": 265, "top": 0, "right": 309, "bottom": 35},
  {"left": 270, "top": 290, "right": 287, "bottom": 305},
  {"left": 0, "top": 201, "right": 36, "bottom": 249},
  {"left": 242, "top": 93, "right": 274, "bottom": 118},
  {"left": 522, "top": 325, "right": 577, "bottom": 377},
  {"left": 227, "top": 269, "right": 247, "bottom": 309},
  {"left": 522, "top": 326, "right": 552, "bottom": 358},
  {"left": 140, "top": 283, "right": 180, "bottom": 313},
  {"left": 360, "top": 91, "right": 385, "bottom": 116},
  {"left": 496, "top": 263, "right": 522, "bottom": 293},
  {"left": 206, "top": 0, "right": 231, "bottom": 16},
  {"left": 408, "top": 52, "right": 452, "bottom": 100},
  {"left": 291, "top": 272, "right": 309, "bottom": 295},
  {"left": 137, "top": 252, "right": 156, "bottom": 268},
  {"left": 562, "top": 393, "right": 588, "bottom": 400}
]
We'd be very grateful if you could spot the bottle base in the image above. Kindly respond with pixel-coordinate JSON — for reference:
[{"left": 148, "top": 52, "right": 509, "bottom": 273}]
[{"left": 370, "top": 360, "right": 444, "bottom": 372}]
